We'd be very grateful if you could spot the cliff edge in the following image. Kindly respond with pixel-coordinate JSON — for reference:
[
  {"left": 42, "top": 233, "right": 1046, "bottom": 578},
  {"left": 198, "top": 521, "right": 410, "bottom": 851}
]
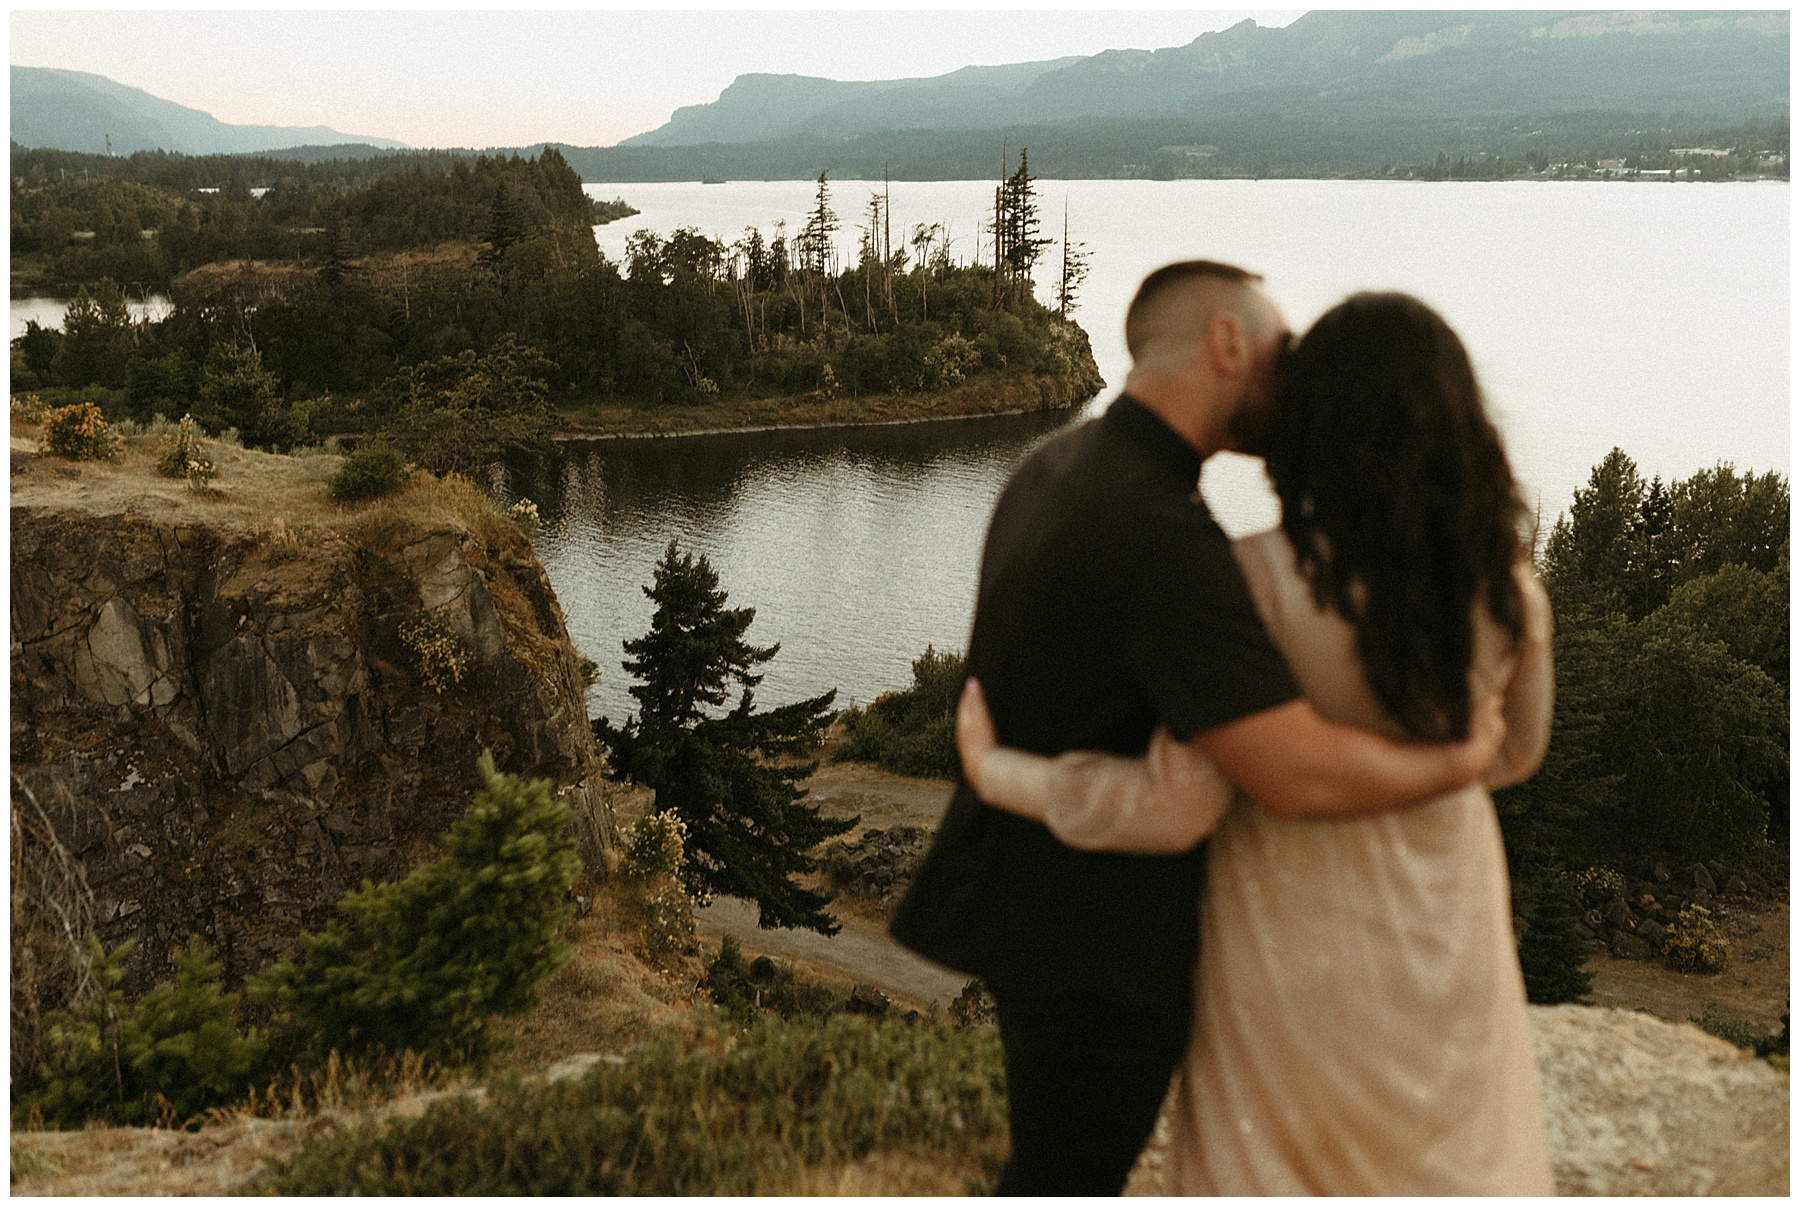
[{"left": 11, "top": 433, "right": 619, "bottom": 1002}]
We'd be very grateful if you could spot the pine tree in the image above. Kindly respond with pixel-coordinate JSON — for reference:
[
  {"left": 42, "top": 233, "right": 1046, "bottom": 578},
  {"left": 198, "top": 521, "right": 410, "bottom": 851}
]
[
  {"left": 1055, "top": 199, "right": 1091, "bottom": 318},
  {"left": 797, "top": 170, "right": 838, "bottom": 276},
  {"left": 479, "top": 184, "right": 527, "bottom": 270},
  {"left": 318, "top": 206, "right": 358, "bottom": 287},
  {"left": 594, "top": 541, "right": 853, "bottom": 934},
  {"left": 253, "top": 752, "right": 580, "bottom": 1064},
  {"left": 1518, "top": 872, "right": 1595, "bottom": 1005},
  {"left": 999, "top": 148, "right": 1051, "bottom": 307},
  {"left": 26, "top": 938, "right": 264, "bottom": 1127}
]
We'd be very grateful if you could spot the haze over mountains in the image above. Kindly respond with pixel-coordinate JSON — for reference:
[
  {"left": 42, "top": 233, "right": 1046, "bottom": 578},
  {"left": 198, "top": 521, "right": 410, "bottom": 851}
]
[
  {"left": 11, "top": 66, "right": 408, "bottom": 156},
  {"left": 625, "top": 10, "right": 1788, "bottom": 146},
  {"left": 10, "top": 9, "right": 1787, "bottom": 180}
]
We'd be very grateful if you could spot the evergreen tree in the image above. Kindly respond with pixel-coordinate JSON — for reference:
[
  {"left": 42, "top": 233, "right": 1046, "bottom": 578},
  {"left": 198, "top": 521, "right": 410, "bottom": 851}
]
[
  {"left": 797, "top": 170, "right": 838, "bottom": 276},
  {"left": 317, "top": 205, "right": 358, "bottom": 287},
  {"left": 253, "top": 752, "right": 580, "bottom": 1065},
  {"left": 994, "top": 148, "right": 1051, "bottom": 308},
  {"left": 52, "top": 279, "right": 134, "bottom": 389},
  {"left": 594, "top": 541, "right": 853, "bottom": 934},
  {"left": 1518, "top": 873, "right": 1595, "bottom": 1005},
  {"left": 193, "top": 343, "right": 300, "bottom": 449},
  {"left": 1055, "top": 199, "right": 1092, "bottom": 318},
  {"left": 478, "top": 183, "right": 527, "bottom": 270},
  {"left": 26, "top": 938, "right": 264, "bottom": 1127}
]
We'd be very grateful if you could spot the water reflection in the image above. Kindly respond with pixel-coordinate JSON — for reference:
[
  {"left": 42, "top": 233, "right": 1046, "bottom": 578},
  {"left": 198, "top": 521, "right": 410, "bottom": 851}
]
[{"left": 500, "top": 408, "right": 1082, "bottom": 721}]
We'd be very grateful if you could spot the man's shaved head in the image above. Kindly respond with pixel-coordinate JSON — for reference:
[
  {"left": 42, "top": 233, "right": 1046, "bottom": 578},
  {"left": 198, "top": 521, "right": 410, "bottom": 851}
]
[{"left": 1125, "top": 260, "right": 1278, "bottom": 375}]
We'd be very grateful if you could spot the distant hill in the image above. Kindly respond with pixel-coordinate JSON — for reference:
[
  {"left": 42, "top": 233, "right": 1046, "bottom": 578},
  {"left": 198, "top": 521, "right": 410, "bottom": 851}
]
[
  {"left": 10, "top": 66, "right": 408, "bottom": 156},
  {"left": 621, "top": 10, "right": 1788, "bottom": 146},
  {"left": 621, "top": 57, "right": 1085, "bottom": 146}
]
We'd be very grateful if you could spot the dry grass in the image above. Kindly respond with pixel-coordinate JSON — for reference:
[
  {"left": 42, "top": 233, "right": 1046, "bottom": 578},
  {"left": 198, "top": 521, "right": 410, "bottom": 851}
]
[
  {"left": 12, "top": 421, "right": 517, "bottom": 549},
  {"left": 491, "top": 900, "right": 705, "bottom": 1077}
]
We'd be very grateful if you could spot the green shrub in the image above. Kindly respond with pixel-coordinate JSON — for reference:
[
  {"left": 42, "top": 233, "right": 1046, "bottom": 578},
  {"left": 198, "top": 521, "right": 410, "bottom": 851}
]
[
  {"left": 703, "top": 937, "right": 844, "bottom": 1024},
  {"left": 266, "top": 1013, "right": 1008, "bottom": 1195},
  {"left": 12, "top": 393, "right": 49, "bottom": 423},
  {"left": 22, "top": 938, "right": 264, "bottom": 1128},
  {"left": 328, "top": 443, "right": 407, "bottom": 501},
  {"left": 155, "top": 414, "right": 215, "bottom": 489},
  {"left": 252, "top": 752, "right": 579, "bottom": 1066},
  {"left": 1664, "top": 903, "right": 1731, "bottom": 973},
  {"left": 37, "top": 401, "right": 121, "bottom": 461},
  {"left": 836, "top": 646, "right": 965, "bottom": 778},
  {"left": 1692, "top": 1007, "right": 1764, "bottom": 1051}
]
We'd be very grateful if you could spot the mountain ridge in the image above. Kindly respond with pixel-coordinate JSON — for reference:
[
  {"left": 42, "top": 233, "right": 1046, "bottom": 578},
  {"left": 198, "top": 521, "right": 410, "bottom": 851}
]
[
  {"left": 11, "top": 66, "right": 409, "bottom": 156},
  {"left": 620, "top": 10, "right": 1788, "bottom": 147}
]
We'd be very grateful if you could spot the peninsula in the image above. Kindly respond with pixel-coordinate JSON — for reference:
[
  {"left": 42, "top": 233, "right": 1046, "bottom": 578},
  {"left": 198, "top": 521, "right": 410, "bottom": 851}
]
[{"left": 11, "top": 147, "right": 1103, "bottom": 462}]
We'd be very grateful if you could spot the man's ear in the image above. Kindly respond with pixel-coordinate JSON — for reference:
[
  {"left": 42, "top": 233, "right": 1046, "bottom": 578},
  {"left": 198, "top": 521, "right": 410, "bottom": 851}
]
[{"left": 1203, "top": 310, "right": 1249, "bottom": 378}]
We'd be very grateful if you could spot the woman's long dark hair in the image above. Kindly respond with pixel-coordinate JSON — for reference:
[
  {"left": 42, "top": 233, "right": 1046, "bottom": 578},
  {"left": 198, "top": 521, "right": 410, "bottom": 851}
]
[{"left": 1264, "top": 292, "right": 1527, "bottom": 740}]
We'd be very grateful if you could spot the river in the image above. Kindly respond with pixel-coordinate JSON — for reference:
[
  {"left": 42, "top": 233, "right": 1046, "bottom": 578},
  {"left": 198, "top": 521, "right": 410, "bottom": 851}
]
[
  {"left": 507, "top": 178, "right": 1788, "bottom": 721},
  {"left": 13, "top": 179, "right": 1786, "bottom": 719}
]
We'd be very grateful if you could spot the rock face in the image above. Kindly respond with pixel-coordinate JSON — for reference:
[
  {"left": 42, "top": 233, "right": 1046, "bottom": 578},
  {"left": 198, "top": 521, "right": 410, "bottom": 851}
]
[
  {"left": 1533, "top": 1005, "right": 1789, "bottom": 1195},
  {"left": 12, "top": 500, "right": 619, "bottom": 994}
]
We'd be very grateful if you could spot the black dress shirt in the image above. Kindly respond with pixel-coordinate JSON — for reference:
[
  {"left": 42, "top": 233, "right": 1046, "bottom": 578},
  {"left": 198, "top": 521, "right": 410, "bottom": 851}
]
[{"left": 891, "top": 396, "right": 1301, "bottom": 1004}]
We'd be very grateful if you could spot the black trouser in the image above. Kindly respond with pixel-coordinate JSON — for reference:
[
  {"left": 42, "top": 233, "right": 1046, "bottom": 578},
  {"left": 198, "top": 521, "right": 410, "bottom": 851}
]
[{"left": 991, "top": 988, "right": 1192, "bottom": 1196}]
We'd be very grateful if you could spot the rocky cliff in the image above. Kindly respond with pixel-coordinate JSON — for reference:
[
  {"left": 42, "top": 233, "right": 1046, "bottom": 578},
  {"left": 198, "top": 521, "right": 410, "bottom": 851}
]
[{"left": 11, "top": 441, "right": 618, "bottom": 1004}]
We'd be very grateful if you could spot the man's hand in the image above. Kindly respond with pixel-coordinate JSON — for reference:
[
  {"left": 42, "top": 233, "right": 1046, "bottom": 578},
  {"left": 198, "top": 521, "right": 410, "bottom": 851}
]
[
  {"left": 1462, "top": 689, "right": 1508, "bottom": 782},
  {"left": 1192, "top": 695, "right": 1508, "bottom": 820}
]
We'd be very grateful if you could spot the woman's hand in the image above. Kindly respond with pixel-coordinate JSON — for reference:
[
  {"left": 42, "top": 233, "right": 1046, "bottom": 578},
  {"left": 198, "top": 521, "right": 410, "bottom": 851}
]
[{"left": 955, "top": 677, "right": 1000, "bottom": 793}]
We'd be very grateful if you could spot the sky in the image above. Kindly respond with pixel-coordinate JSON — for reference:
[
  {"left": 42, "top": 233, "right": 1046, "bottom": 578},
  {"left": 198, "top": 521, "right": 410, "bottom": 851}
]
[{"left": 10, "top": 7, "right": 1304, "bottom": 150}]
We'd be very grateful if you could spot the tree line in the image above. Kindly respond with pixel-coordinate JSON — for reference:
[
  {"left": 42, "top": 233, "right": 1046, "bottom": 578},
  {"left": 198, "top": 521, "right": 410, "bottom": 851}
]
[
  {"left": 10, "top": 143, "right": 632, "bottom": 291},
  {"left": 556, "top": 115, "right": 1789, "bottom": 184},
  {"left": 1493, "top": 448, "right": 1785, "bottom": 1011},
  {"left": 13, "top": 154, "right": 1099, "bottom": 472}
]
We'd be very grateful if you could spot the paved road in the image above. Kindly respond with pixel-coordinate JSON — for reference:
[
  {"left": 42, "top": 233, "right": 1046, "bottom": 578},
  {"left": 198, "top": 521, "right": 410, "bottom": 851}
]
[{"left": 694, "top": 895, "right": 969, "bottom": 1010}]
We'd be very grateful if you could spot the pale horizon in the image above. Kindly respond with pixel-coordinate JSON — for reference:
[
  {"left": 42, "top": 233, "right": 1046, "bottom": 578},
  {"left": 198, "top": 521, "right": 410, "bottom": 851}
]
[{"left": 10, "top": 8, "right": 1303, "bottom": 150}]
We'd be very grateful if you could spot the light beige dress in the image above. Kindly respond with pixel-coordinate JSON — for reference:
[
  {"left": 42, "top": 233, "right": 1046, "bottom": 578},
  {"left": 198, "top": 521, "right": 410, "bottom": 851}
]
[{"left": 981, "top": 529, "right": 1556, "bottom": 1195}]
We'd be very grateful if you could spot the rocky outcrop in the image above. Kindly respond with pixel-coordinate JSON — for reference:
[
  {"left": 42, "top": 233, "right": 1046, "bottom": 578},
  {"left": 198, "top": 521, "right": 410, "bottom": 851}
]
[
  {"left": 12, "top": 498, "right": 618, "bottom": 994},
  {"left": 1533, "top": 1005, "right": 1788, "bottom": 1195}
]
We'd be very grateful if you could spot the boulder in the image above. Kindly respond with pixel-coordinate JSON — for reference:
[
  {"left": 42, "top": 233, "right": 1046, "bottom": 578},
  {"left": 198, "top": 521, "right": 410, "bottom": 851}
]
[
  {"left": 848, "top": 984, "right": 892, "bottom": 1016},
  {"left": 1689, "top": 863, "right": 1717, "bottom": 895},
  {"left": 1610, "top": 931, "right": 1651, "bottom": 960},
  {"left": 1605, "top": 900, "right": 1636, "bottom": 931},
  {"left": 1533, "top": 1005, "right": 1788, "bottom": 1195}
]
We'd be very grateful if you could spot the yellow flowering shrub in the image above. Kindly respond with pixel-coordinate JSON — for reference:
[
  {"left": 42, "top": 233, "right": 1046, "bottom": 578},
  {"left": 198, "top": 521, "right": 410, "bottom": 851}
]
[
  {"left": 38, "top": 402, "right": 121, "bottom": 461},
  {"left": 398, "top": 609, "right": 468, "bottom": 694},
  {"left": 1664, "top": 903, "right": 1731, "bottom": 973}
]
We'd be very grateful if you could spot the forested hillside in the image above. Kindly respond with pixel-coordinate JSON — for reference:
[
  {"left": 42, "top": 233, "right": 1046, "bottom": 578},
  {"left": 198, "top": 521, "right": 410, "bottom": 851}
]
[{"left": 10, "top": 144, "right": 626, "bottom": 292}]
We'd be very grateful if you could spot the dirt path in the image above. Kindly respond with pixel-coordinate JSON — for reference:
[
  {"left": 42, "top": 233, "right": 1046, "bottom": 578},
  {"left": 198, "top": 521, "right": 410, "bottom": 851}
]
[
  {"left": 802, "top": 759, "right": 956, "bottom": 831},
  {"left": 694, "top": 896, "right": 968, "bottom": 1010}
]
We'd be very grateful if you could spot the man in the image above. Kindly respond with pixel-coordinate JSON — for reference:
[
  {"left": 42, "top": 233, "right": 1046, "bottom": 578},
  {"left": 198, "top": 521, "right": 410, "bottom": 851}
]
[{"left": 890, "top": 261, "right": 1505, "bottom": 1195}]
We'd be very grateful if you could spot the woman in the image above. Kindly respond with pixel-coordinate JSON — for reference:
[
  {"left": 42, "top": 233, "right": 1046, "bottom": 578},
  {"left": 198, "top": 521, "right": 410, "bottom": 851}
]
[{"left": 956, "top": 292, "right": 1556, "bottom": 1195}]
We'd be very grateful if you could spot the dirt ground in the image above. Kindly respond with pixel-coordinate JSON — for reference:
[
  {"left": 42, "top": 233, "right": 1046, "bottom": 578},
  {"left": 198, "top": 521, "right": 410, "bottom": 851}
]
[
  {"left": 1586, "top": 900, "right": 1788, "bottom": 1035},
  {"left": 802, "top": 758, "right": 957, "bottom": 833}
]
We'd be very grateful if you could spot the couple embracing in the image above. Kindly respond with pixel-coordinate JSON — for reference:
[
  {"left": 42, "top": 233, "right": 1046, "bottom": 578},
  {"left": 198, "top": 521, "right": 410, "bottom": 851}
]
[{"left": 891, "top": 261, "right": 1555, "bottom": 1195}]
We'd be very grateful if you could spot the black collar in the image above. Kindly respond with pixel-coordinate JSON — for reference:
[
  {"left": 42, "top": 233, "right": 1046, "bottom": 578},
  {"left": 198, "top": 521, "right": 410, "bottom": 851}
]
[{"left": 1105, "top": 395, "right": 1204, "bottom": 488}]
